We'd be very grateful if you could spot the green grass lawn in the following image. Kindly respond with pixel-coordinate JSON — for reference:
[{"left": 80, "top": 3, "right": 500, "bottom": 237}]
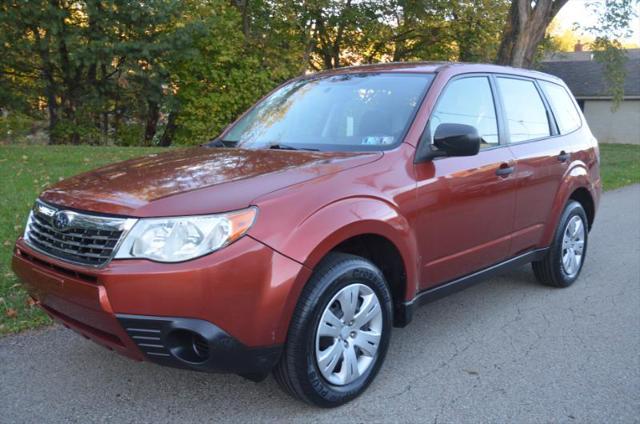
[
  {"left": 0, "top": 145, "right": 164, "bottom": 335},
  {"left": 599, "top": 144, "right": 640, "bottom": 190},
  {"left": 0, "top": 143, "right": 639, "bottom": 335}
]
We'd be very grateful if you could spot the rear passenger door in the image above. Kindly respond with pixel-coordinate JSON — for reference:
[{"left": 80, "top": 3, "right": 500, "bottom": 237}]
[{"left": 494, "top": 76, "right": 569, "bottom": 255}]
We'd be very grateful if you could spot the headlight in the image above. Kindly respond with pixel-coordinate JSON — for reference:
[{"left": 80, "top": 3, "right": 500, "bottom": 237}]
[
  {"left": 115, "top": 207, "right": 257, "bottom": 263},
  {"left": 23, "top": 211, "right": 34, "bottom": 242}
]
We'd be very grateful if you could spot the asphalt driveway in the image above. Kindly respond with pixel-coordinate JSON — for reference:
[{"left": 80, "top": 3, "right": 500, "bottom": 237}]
[{"left": 1, "top": 185, "right": 639, "bottom": 423}]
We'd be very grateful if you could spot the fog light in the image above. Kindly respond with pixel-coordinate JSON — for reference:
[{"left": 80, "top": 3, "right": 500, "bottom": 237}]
[
  {"left": 191, "top": 333, "right": 209, "bottom": 360},
  {"left": 166, "top": 329, "right": 209, "bottom": 364}
]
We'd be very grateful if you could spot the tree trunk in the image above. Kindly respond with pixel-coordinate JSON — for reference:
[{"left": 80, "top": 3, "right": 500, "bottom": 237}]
[
  {"left": 332, "top": 0, "right": 352, "bottom": 68},
  {"left": 53, "top": 0, "right": 82, "bottom": 144},
  {"left": 42, "top": 61, "right": 60, "bottom": 144},
  {"left": 158, "top": 111, "right": 178, "bottom": 147},
  {"left": 313, "top": 16, "right": 335, "bottom": 69},
  {"left": 31, "top": 24, "right": 60, "bottom": 144},
  {"left": 45, "top": 81, "right": 59, "bottom": 145},
  {"left": 232, "top": 0, "right": 250, "bottom": 38},
  {"left": 496, "top": 0, "right": 569, "bottom": 68},
  {"left": 143, "top": 101, "right": 160, "bottom": 146},
  {"left": 242, "top": 2, "right": 250, "bottom": 38}
]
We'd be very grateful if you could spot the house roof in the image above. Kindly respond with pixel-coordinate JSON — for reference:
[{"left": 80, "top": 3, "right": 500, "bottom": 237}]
[{"left": 539, "top": 50, "right": 640, "bottom": 98}]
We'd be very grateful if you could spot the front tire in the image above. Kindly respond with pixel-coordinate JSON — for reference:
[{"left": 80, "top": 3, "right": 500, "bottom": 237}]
[
  {"left": 533, "top": 200, "right": 588, "bottom": 288},
  {"left": 273, "top": 253, "right": 393, "bottom": 407}
]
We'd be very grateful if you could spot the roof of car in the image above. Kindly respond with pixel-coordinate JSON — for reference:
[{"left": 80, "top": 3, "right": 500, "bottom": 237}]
[{"left": 312, "top": 61, "right": 564, "bottom": 83}]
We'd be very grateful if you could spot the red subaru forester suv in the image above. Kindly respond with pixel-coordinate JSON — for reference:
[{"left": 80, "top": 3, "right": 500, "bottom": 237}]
[{"left": 13, "top": 63, "right": 600, "bottom": 407}]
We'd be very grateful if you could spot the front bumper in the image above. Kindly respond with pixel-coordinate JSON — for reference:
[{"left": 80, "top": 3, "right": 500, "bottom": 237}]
[
  {"left": 12, "top": 236, "right": 309, "bottom": 379},
  {"left": 117, "top": 314, "right": 282, "bottom": 380}
]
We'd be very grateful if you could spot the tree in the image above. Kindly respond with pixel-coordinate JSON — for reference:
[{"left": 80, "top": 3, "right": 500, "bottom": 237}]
[
  {"left": 585, "top": 0, "right": 639, "bottom": 108},
  {"left": 369, "top": 0, "right": 509, "bottom": 64},
  {"left": 450, "top": 0, "right": 510, "bottom": 62},
  {"left": 496, "top": 0, "right": 570, "bottom": 67},
  {"left": 287, "top": 0, "right": 392, "bottom": 70},
  {"left": 0, "top": 0, "right": 192, "bottom": 144},
  {"left": 385, "top": 0, "right": 454, "bottom": 62},
  {"left": 160, "top": 0, "right": 307, "bottom": 145},
  {"left": 1, "top": 0, "right": 635, "bottom": 146}
]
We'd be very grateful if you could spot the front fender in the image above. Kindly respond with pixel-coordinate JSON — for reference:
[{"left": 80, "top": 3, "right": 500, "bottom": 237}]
[
  {"left": 249, "top": 196, "right": 418, "bottom": 341},
  {"left": 253, "top": 196, "right": 417, "bottom": 285}
]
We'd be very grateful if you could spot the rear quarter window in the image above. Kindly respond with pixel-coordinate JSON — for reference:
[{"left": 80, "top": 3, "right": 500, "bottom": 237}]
[{"left": 539, "top": 80, "right": 582, "bottom": 134}]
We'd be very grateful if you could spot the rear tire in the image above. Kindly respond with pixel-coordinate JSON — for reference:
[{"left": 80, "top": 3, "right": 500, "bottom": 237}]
[
  {"left": 273, "top": 253, "right": 392, "bottom": 407},
  {"left": 533, "top": 200, "right": 588, "bottom": 288}
]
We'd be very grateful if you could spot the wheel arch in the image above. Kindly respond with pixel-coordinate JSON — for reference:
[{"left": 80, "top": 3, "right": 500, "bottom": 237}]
[
  {"left": 540, "top": 165, "right": 598, "bottom": 247},
  {"left": 569, "top": 187, "right": 595, "bottom": 229},
  {"left": 272, "top": 197, "right": 419, "bottom": 338},
  {"left": 329, "top": 233, "right": 409, "bottom": 327}
]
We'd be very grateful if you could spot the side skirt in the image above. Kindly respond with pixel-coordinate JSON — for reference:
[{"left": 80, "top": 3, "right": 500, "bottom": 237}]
[{"left": 394, "top": 248, "right": 548, "bottom": 327}]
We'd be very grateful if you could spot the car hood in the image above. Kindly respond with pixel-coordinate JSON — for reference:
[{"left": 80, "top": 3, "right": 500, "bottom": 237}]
[{"left": 39, "top": 147, "right": 381, "bottom": 217}]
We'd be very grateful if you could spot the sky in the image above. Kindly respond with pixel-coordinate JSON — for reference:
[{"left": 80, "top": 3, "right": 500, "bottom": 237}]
[{"left": 553, "top": 0, "right": 640, "bottom": 44}]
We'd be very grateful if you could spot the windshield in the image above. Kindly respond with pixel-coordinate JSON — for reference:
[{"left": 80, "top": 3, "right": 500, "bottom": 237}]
[{"left": 222, "top": 73, "right": 433, "bottom": 151}]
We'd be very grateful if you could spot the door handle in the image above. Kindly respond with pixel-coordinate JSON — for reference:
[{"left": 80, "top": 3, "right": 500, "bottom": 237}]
[
  {"left": 496, "top": 163, "right": 514, "bottom": 177},
  {"left": 558, "top": 151, "right": 570, "bottom": 162}
]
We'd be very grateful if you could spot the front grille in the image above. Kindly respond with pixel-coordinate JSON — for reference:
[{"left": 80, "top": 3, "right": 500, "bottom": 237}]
[
  {"left": 29, "top": 214, "right": 122, "bottom": 266},
  {"left": 25, "top": 200, "right": 135, "bottom": 267},
  {"left": 19, "top": 250, "right": 98, "bottom": 283}
]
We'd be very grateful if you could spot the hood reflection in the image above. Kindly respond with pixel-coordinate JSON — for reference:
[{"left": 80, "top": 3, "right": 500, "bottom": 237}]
[{"left": 41, "top": 147, "right": 377, "bottom": 213}]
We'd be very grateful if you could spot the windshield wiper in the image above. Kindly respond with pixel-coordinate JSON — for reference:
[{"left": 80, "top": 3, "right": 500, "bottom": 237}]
[
  {"left": 268, "top": 143, "right": 319, "bottom": 152},
  {"left": 205, "top": 139, "right": 238, "bottom": 148}
]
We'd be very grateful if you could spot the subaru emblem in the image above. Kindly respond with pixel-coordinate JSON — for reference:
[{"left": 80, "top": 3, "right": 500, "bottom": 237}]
[{"left": 53, "top": 211, "right": 72, "bottom": 231}]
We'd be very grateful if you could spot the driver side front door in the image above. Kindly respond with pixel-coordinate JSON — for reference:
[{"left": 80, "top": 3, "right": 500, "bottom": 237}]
[{"left": 414, "top": 75, "right": 518, "bottom": 290}]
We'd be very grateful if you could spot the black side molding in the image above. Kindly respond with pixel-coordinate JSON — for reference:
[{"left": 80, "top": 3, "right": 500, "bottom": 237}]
[{"left": 395, "top": 248, "right": 548, "bottom": 327}]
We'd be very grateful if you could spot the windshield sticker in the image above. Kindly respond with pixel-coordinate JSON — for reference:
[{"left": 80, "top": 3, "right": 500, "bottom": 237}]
[{"left": 362, "top": 136, "right": 395, "bottom": 145}]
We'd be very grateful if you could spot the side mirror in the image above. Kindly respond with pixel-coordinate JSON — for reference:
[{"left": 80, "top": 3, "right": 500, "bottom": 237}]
[
  {"left": 434, "top": 123, "right": 481, "bottom": 157},
  {"left": 415, "top": 123, "right": 481, "bottom": 162}
]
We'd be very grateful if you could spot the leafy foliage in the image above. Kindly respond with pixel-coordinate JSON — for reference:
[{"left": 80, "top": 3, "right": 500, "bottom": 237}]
[
  {"left": 0, "top": 0, "right": 635, "bottom": 146},
  {"left": 0, "top": 0, "right": 511, "bottom": 146},
  {"left": 592, "top": 38, "right": 628, "bottom": 109},
  {"left": 583, "top": 0, "right": 639, "bottom": 109}
]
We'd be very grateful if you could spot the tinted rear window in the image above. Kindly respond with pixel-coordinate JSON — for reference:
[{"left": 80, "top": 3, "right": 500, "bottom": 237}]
[{"left": 539, "top": 80, "right": 582, "bottom": 134}]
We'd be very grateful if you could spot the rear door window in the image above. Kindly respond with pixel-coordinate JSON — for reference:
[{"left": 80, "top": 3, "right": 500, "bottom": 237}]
[
  {"left": 539, "top": 80, "right": 582, "bottom": 134},
  {"left": 497, "top": 77, "right": 551, "bottom": 143}
]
